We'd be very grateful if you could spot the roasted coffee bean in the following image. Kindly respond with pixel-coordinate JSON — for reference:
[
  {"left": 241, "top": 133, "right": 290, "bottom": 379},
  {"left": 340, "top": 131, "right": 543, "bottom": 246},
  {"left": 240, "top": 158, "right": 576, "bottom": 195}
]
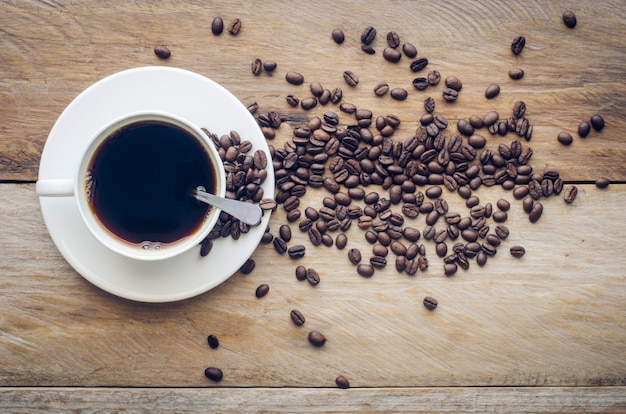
[
  {"left": 361, "top": 45, "right": 375, "bottom": 54},
  {"left": 444, "top": 262, "right": 457, "bottom": 276},
  {"left": 409, "top": 57, "right": 429, "bottom": 72},
  {"left": 295, "top": 265, "right": 307, "bottom": 281},
  {"left": 529, "top": 202, "right": 543, "bottom": 223},
  {"left": 509, "top": 68, "right": 524, "bottom": 80},
  {"left": 435, "top": 242, "right": 448, "bottom": 257},
  {"left": 445, "top": 76, "right": 463, "bottom": 91},
  {"left": 563, "top": 185, "right": 578, "bottom": 203},
  {"left": 425, "top": 186, "right": 442, "bottom": 199},
  {"left": 595, "top": 177, "right": 610, "bottom": 188},
  {"left": 403, "top": 42, "right": 418, "bottom": 58},
  {"left": 336, "top": 375, "right": 350, "bottom": 389},
  {"left": 290, "top": 309, "right": 306, "bottom": 326},
  {"left": 204, "top": 367, "right": 223, "bottom": 382},
  {"left": 200, "top": 238, "right": 213, "bottom": 257},
  {"left": 427, "top": 70, "right": 441, "bottom": 86},
  {"left": 153, "top": 45, "right": 171, "bottom": 59},
  {"left": 485, "top": 83, "right": 500, "bottom": 99},
  {"left": 468, "top": 134, "right": 486, "bottom": 148},
  {"left": 562, "top": 10, "right": 577, "bottom": 28},
  {"left": 288, "top": 245, "right": 306, "bottom": 259},
  {"left": 511, "top": 35, "right": 526, "bottom": 55},
  {"left": 442, "top": 88, "right": 458, "bottom": 102},
  {"left": 370, "top": 255, "right": 387, "bottom": 269},
  {"left": 374, "top": 83, "right": 390, "bottom": 96},
  {"left": 279, "top": 224, "right": 292, "bottom": 242},
  {"left": 300, "top": 97, "right": 318, "bottom": 110},
  {"left": 457, "top": 119, "right": 474, "bottom": 136},
  {"left": 361, "top": 26, "right": 377, "bottom": 44},
  {"left": 493, "top": 211, "right": 508, "bottom": 223},
  {"left": 590, "top": 114, "right": 605, "bottom": 131},
  {"left": 495, "top": 224, "right": 509, "bottom": 240},
  {"left": 513, "top": 186, "right": 529, "bottom": 200},
  {"left": 335, "top": 233, "right": 348, "bottom": 250},
  {"left": 263, "top": 61, "right": 277, "bottom": 73},
  {"left": 308, "top": 331, "right": 326, "bottom": 347},
  {"left": 383, "top": 47, "right": 402, "bottom": 62},
  {"left": 510, "top": 245, "right": 526, "bottom": 258},
  {"left": 513, "top": 101, "right": 527, "bottom": 118},
  {"left": 332, "top": 28, "right": 345, "bottom": 44},
  {"left": 246, "top": 101, "right": 259, "bottom": 114},
  {"left": 424, "top": 96, "right": 436, "bottom": 113},
  {"left": 343, "top": 70, "right": 359, "bottom": 86},
  {"left": 558, "top": 131, "right": 573, "bottom": 145},
  {"left": 308, "top": 228, "right": 323, "bottom": 246},
  {"left": 386, "top": 31, "right": 401, "bottom": 48},
  {"left": 528, "top": 180, "right": 543, "bottom": 199},
  {"left": 522, "top": 196, "right": 535, "bottom": 213},
  {"left": 207, "top": 334, "right": 220, "bottom": 349},
  {"left": 578, "top": 121, "right": 591, "bottom": 137},
  {"left": 390, "top": 88, "right": 408, "bottom": 100},
  {"left": 239, "top": 258, "right": 255, "bottom": 274},
  {"left": 403, "top": 227, "right": 420, "bottom": 242},
  {"left": 286, "top": 71, "right": 304, "bottom": 85},
  {"left": 483, "top": 111, "right": 499, "bottom": 126},
  {"left": 255, "top": 283, "right": 270, "bottom": 298},
  {"left": 357, "top": 263, "right": 375, "bottom": 277},
  {"left": 273, "top": 237, "right": 287, "bottom": 254},
  {"left": 306, "top": 268, "right": 320, "bottom": 285},
  {"left": 541, "top": 179, "right": 554, "bottom": 197},
  {"left": 310, "top": 82, "right": 324, "bottom": 97},
  {"left": 211, "top": 16, "right": 224, "bottom": 35},
  {"left": 251, "top": 58, "right": 263, "bottom": 76},
  {"left": 423, "top": 296, "right": 438, "bottom": 310},
  {"left": 348, "top": 248, "right": 362, "bottom": 264},
  {"left": 412, "top": 77, "right": 429, "bottom": 90}
]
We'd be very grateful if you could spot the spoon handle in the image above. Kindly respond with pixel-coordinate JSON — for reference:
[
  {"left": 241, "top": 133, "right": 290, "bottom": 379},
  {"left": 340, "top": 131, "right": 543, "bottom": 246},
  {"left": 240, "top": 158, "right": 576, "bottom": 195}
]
[{"left": 193, "top": 188, "right": 263, "bottom": 226}]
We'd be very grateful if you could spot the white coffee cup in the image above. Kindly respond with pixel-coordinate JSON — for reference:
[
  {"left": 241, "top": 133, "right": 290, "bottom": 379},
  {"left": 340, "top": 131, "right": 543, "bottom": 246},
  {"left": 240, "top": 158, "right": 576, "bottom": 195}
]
[{"left": 36, "top": 111, "right": 226, "bottom": 261}]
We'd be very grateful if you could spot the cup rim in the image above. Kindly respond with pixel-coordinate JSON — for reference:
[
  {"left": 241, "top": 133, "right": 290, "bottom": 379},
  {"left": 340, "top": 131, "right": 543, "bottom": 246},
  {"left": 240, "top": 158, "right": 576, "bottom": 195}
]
[{"left": 75, "top": 110, "right": 226, "bottom": 261}]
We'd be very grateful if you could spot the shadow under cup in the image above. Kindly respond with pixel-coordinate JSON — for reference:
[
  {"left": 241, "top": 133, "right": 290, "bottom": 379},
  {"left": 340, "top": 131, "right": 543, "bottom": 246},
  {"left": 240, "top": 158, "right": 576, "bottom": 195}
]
[{"left": 79, "top": 112, "right": 225, "bottom": 260}]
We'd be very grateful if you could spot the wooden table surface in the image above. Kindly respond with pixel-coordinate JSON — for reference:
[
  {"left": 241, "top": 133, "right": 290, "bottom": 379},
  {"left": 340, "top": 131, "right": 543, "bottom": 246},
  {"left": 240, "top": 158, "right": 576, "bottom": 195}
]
[{"left": 1, "top": 0, "right": 626, "bottom": 412}]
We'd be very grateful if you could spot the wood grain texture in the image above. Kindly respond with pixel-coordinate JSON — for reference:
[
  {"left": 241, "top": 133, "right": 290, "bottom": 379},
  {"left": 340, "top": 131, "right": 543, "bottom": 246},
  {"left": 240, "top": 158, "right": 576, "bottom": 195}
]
[
  {"left": 1, "top": 387, "right": 626, "bottom": 413},
  {"left": 0, "top": 0, "right": 625, "bottom": 181},
  {"left": 1, "top": 183, "right": 625, "bottom": 387}
]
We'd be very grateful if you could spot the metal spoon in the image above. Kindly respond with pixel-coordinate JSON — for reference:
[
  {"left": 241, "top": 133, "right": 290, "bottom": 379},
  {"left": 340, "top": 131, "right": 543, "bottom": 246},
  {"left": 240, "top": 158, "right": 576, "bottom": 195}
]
[{"left": 191, "top": 186, "right": 262, "bottom": 226}]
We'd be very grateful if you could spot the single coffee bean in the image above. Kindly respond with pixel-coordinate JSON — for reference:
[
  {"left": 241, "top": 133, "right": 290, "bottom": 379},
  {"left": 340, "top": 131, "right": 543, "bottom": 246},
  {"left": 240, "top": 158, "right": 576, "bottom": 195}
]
[
  {"left": 374, "top": 83, "right": 389, "bottom": 96},
  {"left": 332, "top": 28, "right": 345, "bottom": 44},
  {"left": 372, "top": 244, "right": 389, "bottom": 257},
  {"left": 390, "top": 88, "right": 408, "bottom": 100},
  {"left": 295, "top": 265, "right": 307, "bottom": 281},
  {"left": 204, "top": 367, "right": 223, "bottom": 382},
  {"left": 558, "top": 131, "right": 573, "bottom": 145},
  {"left": 485, "top": 83, "right": 500, "bottom": 99},
  {"left": 423, "top": 296, "right": 438, "bottom": 310},
  {"left": 279, "top": 224, "right": 292, "bottom": 242},
  {"left": 335, "top": 233, "right": 348, "bottom": 250},
  {"left": 251, "top": 58, "right": 263, "bottom": 76},
  {"left": 211, "top": 16, "right": 224, "bottom": 35},
  {"left": 273, "top": 237, "right": 287, "bottom": 254},
  {"left": 444, "top": 262, "right": 457, "bottom": 276},
  {"left": 239, "top": 258, "right": 255, "bottom": 275},
  {"left": 308, "top": 331, "right": 326, "bottom": 347},
  {"left": 402, "top": 42, "right": 418, "bottom": 58},
  {"left": 590, "top": 114, "right": 605, "bottom": 131},
  {"left": 383, "top": 47, "right": 402, "bottom": 62},
  {"left": 510, "top": 245, "right": 526, "bottom": 258},
  {"left": 361, "top": 26, "right": 377, "bottom": 44},
  {"left": 336, "top": 375, "right": 350, "bottom": 389},
  {"left": 348, "top": 248, "right": 362, "bottom": 265},
  {"left": 445, "top": 76, "right": 462, "bottom": 91},
  {"left": 200, "top": 238, "right": 213, "bottom": 257},
  {"left": 290, "top": 309, "right": 306, "bottom": 326},
  {"left": 361, "top": 44, "right": 375, "bottom": 54},
  {"left": 511, "top": 35, "right": 526, "bottom": 55},
  {"left": 226, "top": 18, "right": 242, "bottom": 35},
  {"left": 263, "top": 61, "right": 277, "bottom": 73},
  {"left": 306, "top": 268, "right": 320, "bottom": 285},
  {"left": 468, "top": 134, "right": 486, "bottom": 148},
  {"left": 255, "top": 283, "right": 269, "bottom": 298},
  {"left": 286, "top": 71, "right": 304, "bottom": 85},
  {"left": 522, "top": 195, "right": 535, "bottom": 213},
  {"left": 578, "top": 121, "right": 591, "bottom": 137},
  {"left": 563, "top": 185, "right": 578, "bottom": 203},
  {"left": 207, "top": 334, "right": 219, "bottom": 349},
  {"left": 509, "top": 68, "right": 524, "bottom": 80},
  {"left": 562, "top": 10, "right": 577, "bottom": 28},
  {"left": 153, "top": 45, "right": 171, "bottom": 59},
  {"left": 495, "top": 224, "right": 510, "bottom": 239},
  {"left": 427, "top": 70, "right": 441, "bottom": 86},
  {"left": 497, "top": 199, "right": 511, "bottom": 211},
  {"left": 457, "top": 119, "right": 474, "bottom": 136},
  {"left": 595, "top": 177, "right": 610, "bottom": 188},
  {"left": 442, "top": 88, "right": 458, "bottom": 102},
  {"left": 412, "top": 77, "right": 429, "bottom": 90},
  {"left": 424, "top": 96, "right": 436, "bottom": 113},
  {"left": 288, "top": 245, "right": 306, "bottom": 259},
  {"left": 301, "top": 97, "right": 318, "bottom": 110},
  {"left": 386, "top": 31, "right": 400, "bottom": 48},
  {"left": 409, "top": 57, "right": 429, "bottom": 72},
  {"left": 357, "top": 263, "right": 375, "bottom": 277},
  {"left": 529, "top": 202, "right": 543, "bottom": 223},
  {"left": 493, "top": 211, "right": 508, "bottom": 223},
  {"left": 343, "top": 70, "right": 359, "bottom": 87},
  {"left": 369, "top": 255, "right": 387, "bottom": 269}
]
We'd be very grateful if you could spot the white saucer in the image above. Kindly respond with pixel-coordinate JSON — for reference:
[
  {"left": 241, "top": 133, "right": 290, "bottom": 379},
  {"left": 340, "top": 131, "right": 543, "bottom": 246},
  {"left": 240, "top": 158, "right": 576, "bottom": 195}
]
[{"left": 38, "top": 66, "right": 274, "bottom": 303}]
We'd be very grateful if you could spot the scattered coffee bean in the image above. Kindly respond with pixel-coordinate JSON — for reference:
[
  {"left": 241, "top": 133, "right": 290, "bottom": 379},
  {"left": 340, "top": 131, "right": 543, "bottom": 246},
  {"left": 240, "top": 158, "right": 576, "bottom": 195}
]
[
  {"left": 427, "top": 70, "right": 441, "bottom": 86},
  {"left": 336, "top": 233, "right": 348, "bottom": 250},
  {"left": 288, "top": 245, "right": 306, "bottom": 259},
  {"left": 444, "top": 263, "right": 457, "bottom": 276},
  {"left": 290, "top": 309, "right": 305, "bottom": 326},
  {"left": 529, "top": 202, "right": 543, "bottom": 223},
  {"left": 207, "top": 334, "right": 219, "bottom": 349},
  {"left": 361, "top": 26, "right": 377, "bottom": 44},
  {"left": 402, "top": 42, "right": 418, "bottom": 58},
  {"left": 336, "top": 375, "right": 350, "bottom": 389},
  {"left": 308, "top": 331, "right": 327, "bottom": 347},
  {"left": 563, "top": 185, "right": 578, "bottom": 203},
  {"left": 153, "top": 45, "right": 171, "bottom": 59},
  {"left": 251, "top": 58, "right": 263, "bottom": 76},
  {"left": 204, "top": 367, "right": 223, "bottom": 382},
  {"left": 510, "top": 245, "right": 526, "bottom": 258},
  {"left": 442, "top": 88, "right": 458, "bottom": 102},
  {"left": 558, "top": 131, "right": 573, "bottom": 145},
  {"left": 595, "top": 177, "right": 610, "bottom": 188},
  {"left": 348, "top": 248, "right": 362, "bottom": 264},
  {"left": 423, "top": 296, "right": 438, "bottom": 310},
  {"left": 590, "top": 114, "right": 605, "bottom": 131},
  {"left": 239, "top": 258, "right": 256, "bottom": 275},
  {"left": 578, "top": 121, "right": 591, "bottom": 137},
  {"left": 390, "top": 88, "right": 408, "bottom": 100},
  {"left": 361, "top": 45, "right": 375, "bottom": 54},
  {"left": 286, "top": 71, "right": 305, "bottom": 85},
  {"left": 211, "top": 16, "right": 224, "bottom": 35},
  {"left": 343, "top": 70, "right": 359, "bottom": 86},
  {"left": 409, "top": 57, "right": 429, "bottom": 72},
  {"left": 263, "top": 61, "right": 277, "bottom": 73},
  {"left": 445, "top": 76, "right": 463, "bottom": 91},
  {"left": 383, "top": 47, "right": 402, "bottom": 62},
  {"left": 497, "top": 199, "right": 511, "bottom": 211},
  {"left": 357, "top": 263, "right": 375, "bottom": 277},
  {"left": 226, "top": 18, "right": 242, "bottom": 35},
  {"left": 273, "top": 237, "right": 288, "bottom": 254},
  {"left": 295, "top": 265, "right": 307, "bottom": 281},
  {"left": 374, "top": 83, "right": 389, "bottom": 96},
  {"left": 306, "top": 268, "right": 321, "bottom": 285},
  {"left": 200, "top": 238, "right": 213, "bottom": 257},
  {"left": 562, "top": 10, "right": 577, "bottom": 28},
  {"left": 255, "top": 283, "right": 270, "bottom": 298},
  {"left": 511, "top": 35, "right": 526, "bottom": 55},
  {"left": 509, "top": 68, "right": 524, "bottom": 80},
  {"left": 332, "top": 28, "right": 345, "bottom": 44},
  {"left": 485, "top": 83, "right": 500, "bottom": 99}
]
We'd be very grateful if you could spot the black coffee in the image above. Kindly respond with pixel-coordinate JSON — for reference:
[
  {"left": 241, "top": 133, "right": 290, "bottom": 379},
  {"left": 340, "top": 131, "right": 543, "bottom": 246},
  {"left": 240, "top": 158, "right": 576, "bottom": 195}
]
[{"left": 87, "top": 120, "right": 216, "bottom": 246}]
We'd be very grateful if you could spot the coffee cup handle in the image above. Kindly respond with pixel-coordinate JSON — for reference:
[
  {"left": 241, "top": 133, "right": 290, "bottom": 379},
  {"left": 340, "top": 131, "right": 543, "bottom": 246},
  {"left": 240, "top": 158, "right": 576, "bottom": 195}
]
[{"left": 36, "top": 179, "right": 75, "bottom": 197}]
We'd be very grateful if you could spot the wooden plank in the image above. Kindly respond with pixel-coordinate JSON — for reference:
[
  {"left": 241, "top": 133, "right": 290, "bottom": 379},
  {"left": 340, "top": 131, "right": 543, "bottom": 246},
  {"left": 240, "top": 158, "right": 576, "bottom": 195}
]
[
  {"left": 1, "top": 183, "right": 625, "bottom": 387},
  {"left": 0, "top": 0, "right": 625, "bottom": 180},
  {"left": 1, "top": 387, "right": 625, "bottom": 413}
]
